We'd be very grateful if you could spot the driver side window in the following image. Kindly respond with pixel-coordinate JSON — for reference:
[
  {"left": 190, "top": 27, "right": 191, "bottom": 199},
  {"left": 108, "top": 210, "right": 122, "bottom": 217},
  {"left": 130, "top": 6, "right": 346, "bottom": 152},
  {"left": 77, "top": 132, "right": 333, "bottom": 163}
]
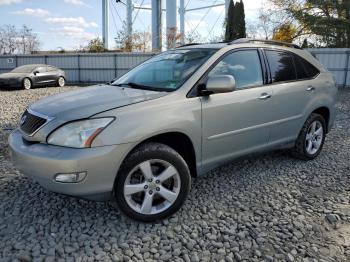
[
  {"left": 208, "top": 50, "right": 263, "bottom": 89},
  {"left": 36, "top": 67, "right": 47, "bottom": 73}
]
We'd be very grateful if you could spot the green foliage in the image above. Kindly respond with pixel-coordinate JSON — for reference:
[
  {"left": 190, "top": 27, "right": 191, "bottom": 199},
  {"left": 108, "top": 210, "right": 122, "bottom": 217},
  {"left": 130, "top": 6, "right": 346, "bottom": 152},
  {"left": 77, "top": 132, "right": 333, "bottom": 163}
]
[
  {"left": 87, "top": 38, "right": 105, "bottom": 53},
  {"left": 114, "top": 21, "right": 151, "bottom": 52},
  {"left": 270, "top": 0, "right": 350, "bottom": 47},
  {"left": 272, "top": 23, "right": 297, "bottom": 42},
  {"left": 225, "top": 0, "right": 246, "bottom": 41}
]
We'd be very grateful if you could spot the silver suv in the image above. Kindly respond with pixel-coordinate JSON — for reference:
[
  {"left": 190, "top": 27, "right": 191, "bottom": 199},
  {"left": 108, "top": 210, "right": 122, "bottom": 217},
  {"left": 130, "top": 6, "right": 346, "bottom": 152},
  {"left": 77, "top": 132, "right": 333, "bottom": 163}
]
[{"left": 9, "top": 39, "right": 338, "bottom": 221}]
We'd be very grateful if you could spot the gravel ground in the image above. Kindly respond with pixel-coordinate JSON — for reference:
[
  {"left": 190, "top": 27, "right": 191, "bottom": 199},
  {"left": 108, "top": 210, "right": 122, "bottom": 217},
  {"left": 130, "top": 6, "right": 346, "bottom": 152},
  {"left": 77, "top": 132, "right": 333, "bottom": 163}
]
[{"left": 1, "top": 86, "right": 350, "bottom": 262}]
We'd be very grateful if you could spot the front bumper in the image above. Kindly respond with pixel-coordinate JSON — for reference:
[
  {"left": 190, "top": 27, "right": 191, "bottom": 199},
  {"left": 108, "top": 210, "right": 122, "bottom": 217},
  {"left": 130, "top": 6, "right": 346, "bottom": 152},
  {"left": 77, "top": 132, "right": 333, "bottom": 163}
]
[
  {"left": 8, "top": 129, "right": 133, "bottom": 201},
  {"left": 0, "top": 79, "right": 21, "bottom": 88}
]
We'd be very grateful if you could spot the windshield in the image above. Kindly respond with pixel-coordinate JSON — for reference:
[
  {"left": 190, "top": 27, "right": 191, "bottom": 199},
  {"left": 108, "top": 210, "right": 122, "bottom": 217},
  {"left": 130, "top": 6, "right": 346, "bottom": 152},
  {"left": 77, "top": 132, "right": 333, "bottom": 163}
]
[
  {"left": 11, "top": 65, "right": 36, "bottom": 73},
  {"left": 112, "top": 48, "right": 218, "bottom": 91}
]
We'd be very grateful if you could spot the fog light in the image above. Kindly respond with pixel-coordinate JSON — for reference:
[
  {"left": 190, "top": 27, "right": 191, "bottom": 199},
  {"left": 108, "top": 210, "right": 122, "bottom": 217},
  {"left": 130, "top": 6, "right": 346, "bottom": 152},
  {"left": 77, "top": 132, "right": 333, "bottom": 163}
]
[{"left": 54, "top": 172, "right": 87, "bottom": 183}]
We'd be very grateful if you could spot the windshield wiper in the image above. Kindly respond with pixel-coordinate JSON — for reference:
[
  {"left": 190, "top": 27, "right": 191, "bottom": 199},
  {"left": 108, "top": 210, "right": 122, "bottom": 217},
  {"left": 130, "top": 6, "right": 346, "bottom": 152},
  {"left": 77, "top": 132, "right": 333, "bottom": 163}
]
[{"left": 112, "top": 82, "right": 161, "bottom": 91}]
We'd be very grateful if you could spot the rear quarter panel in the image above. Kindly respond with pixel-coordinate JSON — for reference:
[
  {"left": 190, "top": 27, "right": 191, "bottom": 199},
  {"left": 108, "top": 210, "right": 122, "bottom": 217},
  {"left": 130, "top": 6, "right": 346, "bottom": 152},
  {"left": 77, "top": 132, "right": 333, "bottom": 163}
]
[{"left": 300, "top": 73, "right": 337, "bottom": 133}]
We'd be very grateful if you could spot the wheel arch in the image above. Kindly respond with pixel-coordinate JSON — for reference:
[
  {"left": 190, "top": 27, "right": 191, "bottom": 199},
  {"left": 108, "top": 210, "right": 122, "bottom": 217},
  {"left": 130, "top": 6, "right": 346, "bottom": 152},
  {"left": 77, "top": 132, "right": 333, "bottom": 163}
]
[
  {"left": 311, "top": 106, "right": 330, "bottom": 133},
  {"left": 120, "top": 132, "right": 198, "bottom": 178},
  {"left": 22, "top": 77, "right": 33, "bottom": 88}
]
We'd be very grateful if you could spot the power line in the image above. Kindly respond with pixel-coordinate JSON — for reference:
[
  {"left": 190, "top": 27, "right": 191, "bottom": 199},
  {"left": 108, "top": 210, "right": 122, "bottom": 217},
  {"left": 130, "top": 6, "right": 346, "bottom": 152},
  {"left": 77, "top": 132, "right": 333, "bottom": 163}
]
[
  {"left": 111, "top": 0, "right": 125, "bottom": 24},
  {"left": 207, "top": 8, "right": 224, "bottom": 40},
  {"left": 132, "top": 0, "right": 145, "bottom": 25},
  {"left": 189, "top": 0, "right": 218, "bottom": 36},
  {"left": 110, "top": 2, "right": 119, "bottom": 34}
]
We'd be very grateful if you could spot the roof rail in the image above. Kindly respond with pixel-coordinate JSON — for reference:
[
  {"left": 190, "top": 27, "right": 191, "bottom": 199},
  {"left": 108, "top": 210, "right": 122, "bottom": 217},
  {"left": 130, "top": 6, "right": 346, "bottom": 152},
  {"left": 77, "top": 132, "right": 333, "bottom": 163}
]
[
  {"left": 175, "top": 43, "right": 201, "bottom": 48},
  {"left": 230, "top": 38, "right": 301, "bottom": 49}
]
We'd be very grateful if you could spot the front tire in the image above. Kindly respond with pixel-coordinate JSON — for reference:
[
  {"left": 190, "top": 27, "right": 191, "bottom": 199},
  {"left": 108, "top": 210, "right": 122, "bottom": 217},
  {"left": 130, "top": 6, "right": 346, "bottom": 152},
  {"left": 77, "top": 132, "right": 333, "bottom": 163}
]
[
  {"left": 114, "top": 142, "right": 191, "bottom": 222},
  {"left": 23, "top": 78, "right": 32, "bottom": 90},
  {"left": 57, "top": 77, "right": 65, "bottom": 87},
  {"left": 292, "top": 113, "right": 326, "bottom": 160}
]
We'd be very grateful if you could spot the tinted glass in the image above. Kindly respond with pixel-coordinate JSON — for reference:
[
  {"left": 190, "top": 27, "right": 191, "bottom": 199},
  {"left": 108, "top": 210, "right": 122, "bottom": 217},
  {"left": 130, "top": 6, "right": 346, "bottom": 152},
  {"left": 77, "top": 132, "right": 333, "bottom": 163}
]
[
  {"left": 11, "top": 65, "right": 36, "bottom": 73},
  {"left": 293, "top": 55, "right": 309, "bottom": 79},
  {"left": 208, "top": 50, "right": 263, "bottom": 89},
  {"left": 113, "top": 48, "right": 218, "bottom": 91},
  {"left": 266, "top": 50, "right": 296, "bottom": 83},
  {"left": 307, "top": 64, "right": 320, "bottom": 78},
  {"left": 47, "top": 66, "right": 57, "bottom": 72},
  {"left": 36, "top": 67, "right": 47, "bottom": 73},
  {"left": 296, "top": 55, "right": 320, "bottom": 78}
]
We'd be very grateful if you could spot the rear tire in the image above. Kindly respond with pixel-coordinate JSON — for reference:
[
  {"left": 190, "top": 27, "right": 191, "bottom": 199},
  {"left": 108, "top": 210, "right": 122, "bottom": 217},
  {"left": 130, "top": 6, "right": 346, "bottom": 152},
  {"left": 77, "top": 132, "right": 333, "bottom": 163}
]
[
  {"left": 114, "top": 142, "right": 191, "bottom": 222},
  {"left": 292, "top": 113, "right": 326, "bottom": 160},
  {"left": 57, "top": 77, "right": 65, "bottom": 87},
  {"left": 23, "top": 78, "right": 32, "bottom": 90}
]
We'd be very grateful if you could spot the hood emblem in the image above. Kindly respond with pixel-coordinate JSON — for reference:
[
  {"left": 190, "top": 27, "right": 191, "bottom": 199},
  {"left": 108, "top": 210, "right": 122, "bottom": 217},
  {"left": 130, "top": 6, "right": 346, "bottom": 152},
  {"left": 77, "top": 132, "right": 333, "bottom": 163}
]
[{"left": 20, "top": 115, "right": 27, "bottom": 126}]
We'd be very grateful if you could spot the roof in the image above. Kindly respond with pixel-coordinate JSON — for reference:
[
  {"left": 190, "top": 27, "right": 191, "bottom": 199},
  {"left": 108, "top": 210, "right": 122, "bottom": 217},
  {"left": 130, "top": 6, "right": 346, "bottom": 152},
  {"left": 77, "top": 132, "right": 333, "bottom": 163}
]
[
  {"left": 176, "top": 38, "right": 301, "bottom": 50},
  {"left": 176, "top": 43, "right": 228, "bottom": 49},
  {"left": 17, "top": 64, "right": 48, "bottom": 68}
]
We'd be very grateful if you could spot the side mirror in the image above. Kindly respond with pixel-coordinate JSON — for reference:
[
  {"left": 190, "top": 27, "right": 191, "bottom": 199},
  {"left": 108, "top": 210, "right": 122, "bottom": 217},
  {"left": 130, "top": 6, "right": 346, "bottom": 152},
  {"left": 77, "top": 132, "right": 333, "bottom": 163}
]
[
  {"left": 33, "top": 70, "right": 39, "bottom": 75},
  {"left": 204, "top": 75, "right": 236, "bottom": 95}
]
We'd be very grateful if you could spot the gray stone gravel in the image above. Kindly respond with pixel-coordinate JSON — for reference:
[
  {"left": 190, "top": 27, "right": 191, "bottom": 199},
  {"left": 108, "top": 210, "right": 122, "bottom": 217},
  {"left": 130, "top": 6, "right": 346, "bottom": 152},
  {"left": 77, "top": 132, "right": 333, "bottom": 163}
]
[{"left": 1, "top": 86, "right": 350, "bottom": 261}]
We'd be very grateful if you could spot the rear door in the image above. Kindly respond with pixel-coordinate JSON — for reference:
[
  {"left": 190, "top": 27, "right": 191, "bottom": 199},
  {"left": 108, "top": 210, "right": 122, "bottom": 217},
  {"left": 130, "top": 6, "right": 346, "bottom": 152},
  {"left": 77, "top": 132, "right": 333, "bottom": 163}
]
[
  {"left": 264, "top": 49, "right": 319, "bottom": 144},
  {"left": 46, "top": 66, "right": 60, "bottom": 84},
  {"left": 201, "top": 49, "right": 274, "bottom": 170}
]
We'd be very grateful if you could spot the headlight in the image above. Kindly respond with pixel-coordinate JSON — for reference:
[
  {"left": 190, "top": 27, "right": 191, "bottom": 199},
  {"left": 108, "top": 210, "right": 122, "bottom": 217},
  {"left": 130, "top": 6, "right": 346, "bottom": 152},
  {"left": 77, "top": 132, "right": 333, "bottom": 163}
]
[{"left": 47, "top": 118, "right": 114, "bottom": 148}]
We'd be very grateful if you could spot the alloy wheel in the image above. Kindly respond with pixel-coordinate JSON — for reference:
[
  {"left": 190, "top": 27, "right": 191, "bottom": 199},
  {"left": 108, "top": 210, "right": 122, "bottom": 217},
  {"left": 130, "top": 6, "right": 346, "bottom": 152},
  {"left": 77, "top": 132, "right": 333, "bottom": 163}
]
[
  {"left": 123, "top": 159, "right": 181, "bottom": 215},
  {"left": 305, "top": 120, "right": 323, "bottom": 155},
  {"left": 23, "top": 78, "right": 31, "bottom": 90},
  {"left": 58, "top": 77, "right": 65, "bottom": 87}
]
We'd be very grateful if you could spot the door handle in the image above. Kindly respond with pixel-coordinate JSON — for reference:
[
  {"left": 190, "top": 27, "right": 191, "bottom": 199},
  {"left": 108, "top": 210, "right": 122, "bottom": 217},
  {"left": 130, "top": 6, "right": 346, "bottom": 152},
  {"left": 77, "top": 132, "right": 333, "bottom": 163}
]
[
  {"left": 306, "top": 86, "right": 315, "bottom": 91},
  {"left": 259, "top": 93, "right": 272, "bottom": 100}
]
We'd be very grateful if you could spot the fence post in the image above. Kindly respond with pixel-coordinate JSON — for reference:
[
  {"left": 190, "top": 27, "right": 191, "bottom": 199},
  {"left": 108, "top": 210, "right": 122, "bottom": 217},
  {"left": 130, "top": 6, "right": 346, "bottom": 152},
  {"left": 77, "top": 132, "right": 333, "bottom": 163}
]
[
  {"left": 344, "top": 51, "right": 350, "bottom": 88},
  {"left": 114, "top": 53, "right": 117, "bottom": 78},
  {"left": 78, "top": 54, "right": 81, "bottom": 83}
]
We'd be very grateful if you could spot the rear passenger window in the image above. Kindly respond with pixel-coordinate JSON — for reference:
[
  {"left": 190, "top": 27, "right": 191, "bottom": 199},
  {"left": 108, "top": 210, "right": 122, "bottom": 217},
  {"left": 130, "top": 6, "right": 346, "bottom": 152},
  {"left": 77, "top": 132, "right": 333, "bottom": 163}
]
[
  {"left": 293, "top": 55, "right": 319, "bottom": 79},
  {"left": 265, "top": 50, "right": 296, "bottom": 83},
  {"left": 208, "top": 50, "right": 263, "bottom": 89},
  {"left": 47, "top": 66, "right": 57, "bottom": 72}
]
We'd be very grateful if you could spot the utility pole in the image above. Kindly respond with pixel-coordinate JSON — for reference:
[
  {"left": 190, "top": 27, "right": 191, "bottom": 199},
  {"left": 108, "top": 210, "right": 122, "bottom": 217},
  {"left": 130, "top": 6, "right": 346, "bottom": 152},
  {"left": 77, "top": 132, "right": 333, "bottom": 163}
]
[
  {"left": 102, "top": 0, "right": 109, "bottom": 49},
  {"left": 179, "top": 0, "right": 185, "bottom": 45},
  {"left": 166, "top": 0, "right": 177, "bottom": 49},
  {"left": 126, "top": 0, "right": 133, "bottom": 38},
  {"left": 152, "top": 0, "right": 162, "bottom": 51}
]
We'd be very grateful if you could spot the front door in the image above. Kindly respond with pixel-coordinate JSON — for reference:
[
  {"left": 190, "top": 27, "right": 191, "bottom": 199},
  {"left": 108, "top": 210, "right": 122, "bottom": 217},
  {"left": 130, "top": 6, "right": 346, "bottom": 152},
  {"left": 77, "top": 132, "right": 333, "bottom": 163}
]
[
  {"left": 201, "top": 49, "right": 273, "bottom": 170},
  {"left": 32, "top": 66, "right": 48, "bottom": 85}
]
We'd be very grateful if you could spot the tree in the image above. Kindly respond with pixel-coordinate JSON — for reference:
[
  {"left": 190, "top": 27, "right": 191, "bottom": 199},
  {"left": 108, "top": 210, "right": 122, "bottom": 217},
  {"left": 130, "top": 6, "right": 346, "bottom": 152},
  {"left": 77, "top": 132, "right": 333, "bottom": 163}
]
[
  {"left": 267, "top": 0, "right": 350, "bottom": 47},
  {"left": 236, "top": 0, "right": 246, "bottom": 39},
  {"left": 272, "top": 23, "right": 298, "bottom": 42},
  {"left": 0, "top": 25, "right": 40, "bottom": 54},
  {"left": 256, "top": 10, "right": 280, "bottom": 40},
  {"left": 86, "top": 38, "right": 105, "bottom": 52},
  {"left": 225, "top": 0, "right": 246, "bottom": 41},
  {"left": 186, "top": 31, "right": 203, "bottom": 44},
  {"left": 18, "top": 25, "right": 40, "bottom": 54},
  {"left": 0, "top": 25, "right": 17, "bottom": 54},
  {"left": 115, "top": 22, "right": 152, "bottom": 52}
]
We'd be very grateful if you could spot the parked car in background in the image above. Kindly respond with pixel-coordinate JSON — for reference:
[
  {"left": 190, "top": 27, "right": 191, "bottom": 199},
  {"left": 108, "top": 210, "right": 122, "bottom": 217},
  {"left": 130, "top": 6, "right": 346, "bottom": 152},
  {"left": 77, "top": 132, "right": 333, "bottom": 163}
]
[
  {"left": 9, "top": 39, "right": 337, "bottom": 221},
  {"left": 0, "top": 64, "right": 66, "bottom": 90}
]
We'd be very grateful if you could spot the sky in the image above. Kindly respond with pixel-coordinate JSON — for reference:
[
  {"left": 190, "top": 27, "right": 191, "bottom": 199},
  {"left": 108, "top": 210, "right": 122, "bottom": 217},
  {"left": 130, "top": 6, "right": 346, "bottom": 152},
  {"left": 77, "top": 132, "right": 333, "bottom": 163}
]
[{"left": 0, "top": 0, "right": 263, "bottom": 51}]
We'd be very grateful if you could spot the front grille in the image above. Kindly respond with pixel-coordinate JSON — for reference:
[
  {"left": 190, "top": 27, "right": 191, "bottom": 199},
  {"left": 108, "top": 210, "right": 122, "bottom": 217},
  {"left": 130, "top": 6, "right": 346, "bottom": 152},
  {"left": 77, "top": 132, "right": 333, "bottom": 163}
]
[
  {"left": 0, "top": 79, "right": 8, "bottom": 85},
  {"left": 20, "top": 110, "right": 47, "bottom": 135}
]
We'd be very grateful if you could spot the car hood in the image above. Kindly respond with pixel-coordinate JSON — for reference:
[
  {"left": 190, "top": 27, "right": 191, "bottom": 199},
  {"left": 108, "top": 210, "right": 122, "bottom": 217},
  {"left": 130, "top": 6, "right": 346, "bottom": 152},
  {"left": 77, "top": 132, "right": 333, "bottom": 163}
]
[
  {"left": 29, "top": 84, "right": 168, "bottom": 120},
  {"left": 0, "top": 72, "right": 28, "bottom": 79}
]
